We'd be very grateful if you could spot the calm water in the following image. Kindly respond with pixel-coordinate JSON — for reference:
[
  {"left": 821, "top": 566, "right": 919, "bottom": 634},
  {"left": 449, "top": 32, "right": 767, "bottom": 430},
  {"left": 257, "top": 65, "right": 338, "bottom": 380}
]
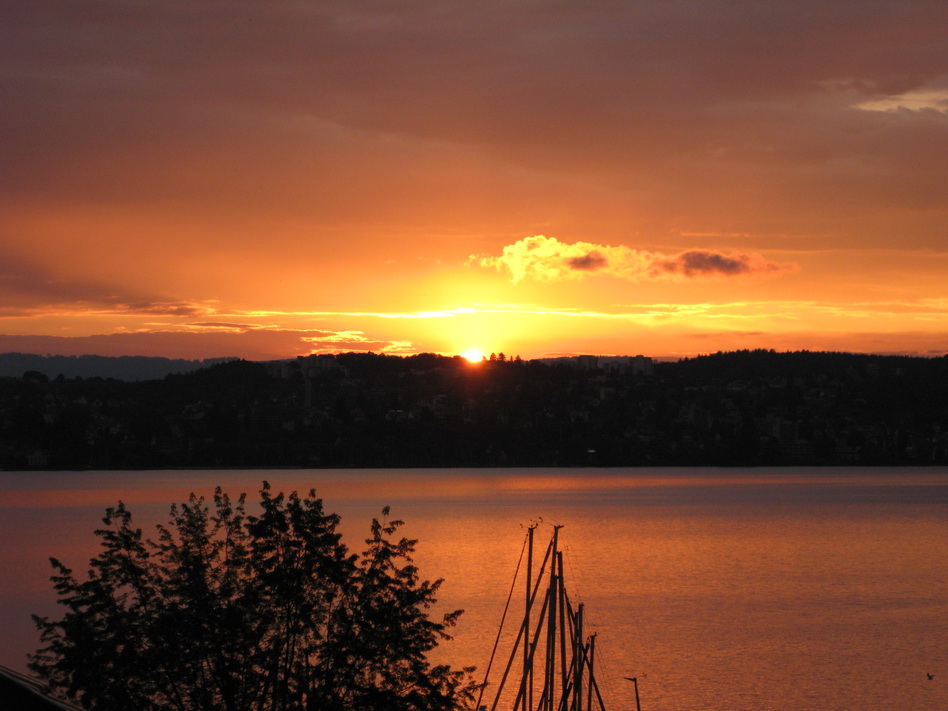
[{"left": 1, "top": 468, "right": 946, "bottom": 710}]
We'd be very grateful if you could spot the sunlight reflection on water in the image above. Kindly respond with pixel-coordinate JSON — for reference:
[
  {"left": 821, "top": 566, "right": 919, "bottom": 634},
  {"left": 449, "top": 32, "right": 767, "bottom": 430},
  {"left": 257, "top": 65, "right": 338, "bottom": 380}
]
[{"left": 1, "top": 467, "right": 946, "bottom": 710}]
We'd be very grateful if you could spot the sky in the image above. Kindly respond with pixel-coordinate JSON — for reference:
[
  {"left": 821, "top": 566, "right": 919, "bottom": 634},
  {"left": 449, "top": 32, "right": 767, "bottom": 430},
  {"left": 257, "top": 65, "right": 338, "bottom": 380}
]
[{"left": 2, "top": 0, "right": 947, "bottom": 361}]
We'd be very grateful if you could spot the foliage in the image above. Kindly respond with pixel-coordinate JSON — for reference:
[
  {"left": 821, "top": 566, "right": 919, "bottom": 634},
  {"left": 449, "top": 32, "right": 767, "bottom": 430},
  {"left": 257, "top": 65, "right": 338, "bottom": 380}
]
[{"left": 30, "top": 484, "right": 477, "bottom": 711}]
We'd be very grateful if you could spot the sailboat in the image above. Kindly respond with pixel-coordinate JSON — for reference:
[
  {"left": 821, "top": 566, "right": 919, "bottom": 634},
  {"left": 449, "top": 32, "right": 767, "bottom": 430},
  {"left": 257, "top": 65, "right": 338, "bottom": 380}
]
[{"left": 476, "top": 525, "right": 640, "bottom": 711}]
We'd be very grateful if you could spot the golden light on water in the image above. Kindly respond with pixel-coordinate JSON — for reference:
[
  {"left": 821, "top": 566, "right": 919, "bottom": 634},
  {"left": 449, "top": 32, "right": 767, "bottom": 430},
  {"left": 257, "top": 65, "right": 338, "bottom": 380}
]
[{"left": 3, "top": 470, "right": 946, "bottom": 710}]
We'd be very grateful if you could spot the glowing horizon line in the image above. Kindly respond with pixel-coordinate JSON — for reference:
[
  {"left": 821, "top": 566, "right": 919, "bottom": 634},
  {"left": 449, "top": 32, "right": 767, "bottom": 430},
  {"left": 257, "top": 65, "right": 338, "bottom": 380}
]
[{"left": 4, "top": 298, "right": 948, "bottom": 329}]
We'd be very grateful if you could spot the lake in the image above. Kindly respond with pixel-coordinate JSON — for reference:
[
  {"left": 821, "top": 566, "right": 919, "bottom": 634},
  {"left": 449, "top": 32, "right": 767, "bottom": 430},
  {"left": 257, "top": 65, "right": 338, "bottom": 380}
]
[{"left": 1, "top": 467, "right": 946, "bottom": 710}]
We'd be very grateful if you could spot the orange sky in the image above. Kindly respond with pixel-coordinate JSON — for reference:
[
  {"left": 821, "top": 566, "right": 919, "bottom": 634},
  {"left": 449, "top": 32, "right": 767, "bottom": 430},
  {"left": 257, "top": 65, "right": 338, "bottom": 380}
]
[{"left": 2, "top": 1, "right": 947, "bottom": 361}]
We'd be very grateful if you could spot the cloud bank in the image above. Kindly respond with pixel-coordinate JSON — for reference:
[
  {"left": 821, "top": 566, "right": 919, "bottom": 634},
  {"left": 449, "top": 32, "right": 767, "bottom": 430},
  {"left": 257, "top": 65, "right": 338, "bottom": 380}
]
[
  {"left": 473, "top": 236, "right": 797, "bottom": 283},
  {"left": 1, "top": 1, "right": 944, "bottom": 360}
]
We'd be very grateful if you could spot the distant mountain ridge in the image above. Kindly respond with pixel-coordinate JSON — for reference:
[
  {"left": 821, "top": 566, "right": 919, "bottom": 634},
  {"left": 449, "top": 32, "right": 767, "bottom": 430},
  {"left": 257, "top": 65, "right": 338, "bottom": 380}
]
[{"left": 0, "top": 353, "right": 237, "bottom": 382}]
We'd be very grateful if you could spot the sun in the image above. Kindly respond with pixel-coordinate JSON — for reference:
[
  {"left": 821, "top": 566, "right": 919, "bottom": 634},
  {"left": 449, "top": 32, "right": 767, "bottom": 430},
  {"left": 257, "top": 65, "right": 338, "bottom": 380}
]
[{"left": 461, "top": 349, "right": 486, "bottom": 363}]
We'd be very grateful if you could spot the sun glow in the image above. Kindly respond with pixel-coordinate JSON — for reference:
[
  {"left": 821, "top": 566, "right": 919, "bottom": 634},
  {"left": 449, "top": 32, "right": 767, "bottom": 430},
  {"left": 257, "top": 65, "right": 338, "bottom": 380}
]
[{"left": 461, "top": 349, "right": 486, "bottom": 363}]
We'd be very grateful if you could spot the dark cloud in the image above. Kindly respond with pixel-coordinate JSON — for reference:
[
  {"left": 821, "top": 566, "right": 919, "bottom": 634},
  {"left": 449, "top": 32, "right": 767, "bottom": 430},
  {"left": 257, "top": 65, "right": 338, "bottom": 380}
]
[
  {"left": 566, "top": 251, "right": 608, "bottom": 272},
  {"left": 0, "top": 252, "right": 209, "bottom": 316},
  {"left": 0, "top": 328, "right": 410, "bottom": 361},
  {"left": 659, "top": 250, "right": 758, "bottom": 277},
  {"left": 120, "top": 302, "right": 210, "bottom": 316},
  {"left": 0, "top": 254, "right": 102, "bottom": 304},
  {"left": 186, "top": 322, "right": 253, "bottom": 330}
]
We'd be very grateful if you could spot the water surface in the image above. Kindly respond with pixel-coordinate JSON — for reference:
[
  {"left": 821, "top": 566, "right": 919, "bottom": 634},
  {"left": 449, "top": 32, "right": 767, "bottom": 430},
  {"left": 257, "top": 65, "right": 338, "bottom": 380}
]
[{"left": 1, "top": 467, "right": 946, "bottom": 710}]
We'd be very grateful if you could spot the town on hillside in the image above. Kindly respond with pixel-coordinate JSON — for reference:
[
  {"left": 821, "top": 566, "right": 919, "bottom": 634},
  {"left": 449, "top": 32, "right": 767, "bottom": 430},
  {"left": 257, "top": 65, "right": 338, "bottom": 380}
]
[{"left": 2, "top": 350, "right": 946, "bottom": 470}]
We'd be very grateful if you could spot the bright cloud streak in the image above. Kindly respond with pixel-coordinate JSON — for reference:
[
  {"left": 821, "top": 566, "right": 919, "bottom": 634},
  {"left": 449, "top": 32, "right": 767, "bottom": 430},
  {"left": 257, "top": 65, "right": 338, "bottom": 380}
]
[
  {"left": 855, "top": 88, "right": 948, "bottom": 113},
  {"left": 2, "top": 297, "right": 947, "bottom": 362},
  {"left": 472, "top": 236, "right": 797, "bottom": 283}
]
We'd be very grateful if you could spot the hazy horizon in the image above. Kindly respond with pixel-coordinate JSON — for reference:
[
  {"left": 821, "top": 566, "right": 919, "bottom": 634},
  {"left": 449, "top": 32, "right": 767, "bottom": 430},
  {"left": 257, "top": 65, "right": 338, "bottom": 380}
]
[{"left": 2, "top": 347, "right": 946, "bottom": 369}]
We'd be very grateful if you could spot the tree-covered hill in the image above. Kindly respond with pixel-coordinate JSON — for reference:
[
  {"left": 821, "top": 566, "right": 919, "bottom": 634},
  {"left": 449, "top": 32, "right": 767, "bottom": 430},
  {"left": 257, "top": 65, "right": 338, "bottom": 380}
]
[{"left": 2, "top": 350, "right": 946, "bottom": 469}]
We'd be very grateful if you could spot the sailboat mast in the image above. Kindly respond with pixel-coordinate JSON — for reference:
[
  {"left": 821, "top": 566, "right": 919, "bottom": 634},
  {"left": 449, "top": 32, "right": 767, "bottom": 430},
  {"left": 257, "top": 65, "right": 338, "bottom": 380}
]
[
  {"left": 586, "top": 634, "right": 596, "bottom": 711},
  {"left": 558, "top": 551, "right": 568, "bottom": 700},
  {"left": 574, "top": 603, "right": 584, "bottom": 711},
  {"left": 485, "top": 526, "right": 625, "bottom": 711},
  {"left": 546, "top": 526, "right": 561, "bottom": 711},
  {"left": 524, "top": 524, "right": 534, "bottom": 711}
]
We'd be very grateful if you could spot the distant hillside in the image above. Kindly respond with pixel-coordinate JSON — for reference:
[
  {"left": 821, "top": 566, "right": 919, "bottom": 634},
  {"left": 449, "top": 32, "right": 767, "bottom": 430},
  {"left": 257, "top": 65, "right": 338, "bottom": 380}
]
[
  {"left": 0, "top": 353, "right": 237, "bottom": 382},
  {"left": 2, "top": 349, "right": 947, "bottom": 469}
]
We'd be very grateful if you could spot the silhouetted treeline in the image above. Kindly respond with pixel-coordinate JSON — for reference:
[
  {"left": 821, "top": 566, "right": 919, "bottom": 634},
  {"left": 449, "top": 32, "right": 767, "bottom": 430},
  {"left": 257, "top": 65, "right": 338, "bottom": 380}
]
[
  {"left": 0, "top": 352, "right": 235, "bottom": 381},
  {"left": 2, "top": 349, "right": 947, "bottom": 469}
]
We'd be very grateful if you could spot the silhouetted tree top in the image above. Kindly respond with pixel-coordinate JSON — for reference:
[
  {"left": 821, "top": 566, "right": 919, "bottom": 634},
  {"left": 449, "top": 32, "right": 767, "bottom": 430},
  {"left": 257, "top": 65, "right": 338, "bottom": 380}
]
[{"left": 31, "top": 485, "right": 477, "bottom": 711}]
